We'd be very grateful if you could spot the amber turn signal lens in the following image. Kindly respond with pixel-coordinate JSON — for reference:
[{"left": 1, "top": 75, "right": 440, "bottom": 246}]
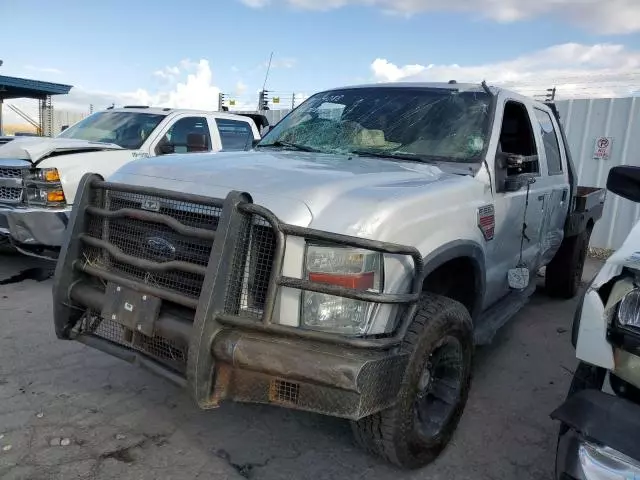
[
  {"left": 47, "top": 190, "right": 65, "bottom": 202},
  {"left": 44, "top": 169, "right": 60, "bottom": 182}
]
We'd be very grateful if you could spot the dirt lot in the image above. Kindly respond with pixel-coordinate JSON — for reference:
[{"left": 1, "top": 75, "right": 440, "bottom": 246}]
[{"left": 0, "top": 251, "right": 601, "bottom": 480}]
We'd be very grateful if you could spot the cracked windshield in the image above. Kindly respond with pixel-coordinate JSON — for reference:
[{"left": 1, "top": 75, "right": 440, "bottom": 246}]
[
  {"left": 1, "top": 0, "right": 635, "bottom": 478},
  {"left": 259, "top": 87, "right": 491, "bottom": 163}
]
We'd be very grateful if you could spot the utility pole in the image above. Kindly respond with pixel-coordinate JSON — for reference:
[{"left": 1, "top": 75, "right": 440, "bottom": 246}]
[
  {"left": 546, "top": 87, "right": 557, "bottom": 102},
  {"left": 258, "top": 90, "right": 270, "bottom": 111},
  {"left": 291, "top": 92, "right": 296, "bottom": 109}
]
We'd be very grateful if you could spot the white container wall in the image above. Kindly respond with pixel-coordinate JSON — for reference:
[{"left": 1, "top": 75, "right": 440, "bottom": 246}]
[{"left": 556, "top": 97, "right": 640, "bottom": 250}]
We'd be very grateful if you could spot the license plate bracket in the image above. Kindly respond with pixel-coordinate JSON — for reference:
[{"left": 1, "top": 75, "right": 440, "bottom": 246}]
[{"left": 101, "top": 282, "right": 161, "bottom": 337}]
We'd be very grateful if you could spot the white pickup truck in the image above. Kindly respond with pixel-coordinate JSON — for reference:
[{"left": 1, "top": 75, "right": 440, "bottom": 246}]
[
  {"left": 0, "top": 107, "right": 262, "bottom": 257},
  {"left": 53, "top": 82, "right": 604, "bottom": 469}
]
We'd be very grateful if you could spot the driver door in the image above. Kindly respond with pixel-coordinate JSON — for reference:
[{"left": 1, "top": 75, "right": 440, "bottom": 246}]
[{"left": 483, "top": 97, "right": 545, "bottom": 308}]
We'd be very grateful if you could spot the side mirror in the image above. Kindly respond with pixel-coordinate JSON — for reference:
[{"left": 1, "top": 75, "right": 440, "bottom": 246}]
[
  {"left": 60, "top": 125, "right": 69, "bottom": 132},
  {"left": 252, "top": 139, "right": 261, "bottom": 148},
  {"left": 607, "top": 165, "right": 640, "bottom": 203},
  {"left": 158, "top": 144, "right": 175, "bottom": 155}
]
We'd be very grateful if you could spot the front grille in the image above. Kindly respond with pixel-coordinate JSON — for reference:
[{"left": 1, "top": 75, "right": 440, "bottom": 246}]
[
  {"left": 81, "top": 185, "right": 277, "bottom": 316},
  {"left": 0, "top": 186, "right": 22, "bottom": 202},
  {"left": 0, "top": 167, "right": 24, "bottom": 204},
  {"left": 0, "top": 168, "right": 23, "bottom": 179}
]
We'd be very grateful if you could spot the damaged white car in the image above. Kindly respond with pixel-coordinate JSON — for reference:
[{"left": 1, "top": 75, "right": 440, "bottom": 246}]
[
  {"left": 0, "top": 107, "right": 263, "bottom": 258},
  {"left": 553, "top": 165, "right": 640, "bottom": 479}
]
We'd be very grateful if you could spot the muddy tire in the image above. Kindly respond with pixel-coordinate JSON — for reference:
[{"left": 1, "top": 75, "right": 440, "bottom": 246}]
[
  {"left": 546, "top": 226, "right": 593, "bottom": 299},
  {"left": 351, "top": 293, "right": 474, "bottom": 469}
]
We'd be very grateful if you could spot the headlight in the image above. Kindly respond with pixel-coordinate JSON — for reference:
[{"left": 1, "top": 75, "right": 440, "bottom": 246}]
[
  {"left": 618, "top": 289, "right": 640, "bottom": 330},
  {"left": 24, "top": 168, "right": 66, "bottom": 206},
  {"left": 301, "top": 244, "right": 383, "bottom": 336},
  {"left": 579, "top": 442, "right": 640, "bottom": 479},
  {"left": 26, "top": 168, "right": 61, "bottom": 183}
]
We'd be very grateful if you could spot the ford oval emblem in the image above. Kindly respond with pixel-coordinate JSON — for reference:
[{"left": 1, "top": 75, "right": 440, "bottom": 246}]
[{"left": 145, "top": 236, "right": 176, "bottom": 260}]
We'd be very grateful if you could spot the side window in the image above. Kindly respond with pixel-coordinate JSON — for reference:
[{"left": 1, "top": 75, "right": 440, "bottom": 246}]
[
  {"left": 498, "top": 101, "right": 539, "bottom": 176},
  {"left": 158, "top": 116, "right": 211, "bottom": 154},
  {"left": 534, "top": 109, "right": 563, "bottom": 175},
  {"left": 216, "top": 119, "right": 254, "bottom": 150}
]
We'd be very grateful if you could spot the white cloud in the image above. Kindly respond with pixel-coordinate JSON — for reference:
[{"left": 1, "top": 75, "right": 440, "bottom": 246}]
[
  {"left": 238, "top": 0, "right": 640, "bottom": 34},
  {"left": 235, "top": 80, "right": 248, "bottom": 95},
  {"left": 370, "top": 43, "right": 640, "bottom": 99},
  {"left": 153, "top": 65, "right": 180, "bottom": 80},
  {"left": 267, "top": 57, "right": 297, "bottom": 69},
  {"left": 239, "top": 0, "right": 271, "bottom": 6},
  {"left": 24, "top": 65, "right": 62, "bottom": 75},
  {"left": 3, "top": 59, "right": 222, "bottom": 127}
]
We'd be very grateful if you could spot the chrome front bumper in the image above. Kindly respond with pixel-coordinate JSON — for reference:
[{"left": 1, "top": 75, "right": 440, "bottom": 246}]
[
  {"left": 553, "top": 389, "right": 640, "bottom": 479},
  {"left": 0, "top": 205, "right": 71, "bottom": 247}
]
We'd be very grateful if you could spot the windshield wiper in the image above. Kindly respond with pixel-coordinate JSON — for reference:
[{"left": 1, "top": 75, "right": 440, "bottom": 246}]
[
  {"left": 257, "top": 140, "right": 322, "bottom": 153},
  {"left": 349, "top": 150, "right": 439, "bottom": 164}
]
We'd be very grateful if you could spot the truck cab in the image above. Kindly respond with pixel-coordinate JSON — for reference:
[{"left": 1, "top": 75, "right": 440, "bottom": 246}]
[
  {"left": 0, "top": 107, "right": 262, "bottom": 255},
  {"left": 52, "top": 82, "right": 603, "bottom": 469}
]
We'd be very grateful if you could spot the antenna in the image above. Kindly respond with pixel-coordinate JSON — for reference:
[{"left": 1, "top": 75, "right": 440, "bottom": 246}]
[{"left": 262, "top": 51, "right": 273, "bottom": 91}]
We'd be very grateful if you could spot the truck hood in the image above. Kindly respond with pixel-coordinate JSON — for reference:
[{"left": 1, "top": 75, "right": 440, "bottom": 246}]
[
  {"left": 0, "top": 137, "right": 123, "bottom": 163},
  {"left": 111, "top": 149, "right": 470, "bottom": 231}
]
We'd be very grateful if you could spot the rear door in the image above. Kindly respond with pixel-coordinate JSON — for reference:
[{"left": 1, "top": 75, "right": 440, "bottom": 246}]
[{"left": 531, "top": 107, "right": 571, "bottom": 265}]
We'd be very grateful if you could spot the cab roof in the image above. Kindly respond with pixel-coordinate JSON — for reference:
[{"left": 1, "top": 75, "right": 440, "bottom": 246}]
[
  {"left": 320, "top": 81, "right": 548, "bottom": 109},
  {"left": 103, "top": 106, "right": 255, "bottom": 121}
]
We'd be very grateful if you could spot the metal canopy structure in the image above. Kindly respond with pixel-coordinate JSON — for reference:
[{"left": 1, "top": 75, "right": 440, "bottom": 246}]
[{"left": 0, "top": 75, "right": 73, "bottom": 136}]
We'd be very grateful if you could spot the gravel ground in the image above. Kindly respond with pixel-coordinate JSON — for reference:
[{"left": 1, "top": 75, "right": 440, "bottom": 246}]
[{"left": 0, "top": 251, "right": 602, "bottom": 480}]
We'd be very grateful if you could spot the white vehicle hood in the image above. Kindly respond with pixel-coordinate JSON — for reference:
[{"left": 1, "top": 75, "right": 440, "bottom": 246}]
[
  {"left": 0, "top": 137, "right": 123, "bottom": 163},
  {"left": 111, "top": 149, "right": 470, "bottom": 231}
]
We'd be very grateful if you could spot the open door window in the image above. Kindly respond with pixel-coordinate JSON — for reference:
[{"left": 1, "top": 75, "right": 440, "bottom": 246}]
[{"left": 495, "top": 101, "right": 540, "bottom": 192}]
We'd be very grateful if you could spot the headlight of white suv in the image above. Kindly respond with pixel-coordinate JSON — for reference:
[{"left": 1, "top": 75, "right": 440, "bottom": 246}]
[
  {"left": 301, "top": 244, "right": 383, "bottom": 336},
  {"left": 618, "top": 288, "right": 640, "bottom": 330}
]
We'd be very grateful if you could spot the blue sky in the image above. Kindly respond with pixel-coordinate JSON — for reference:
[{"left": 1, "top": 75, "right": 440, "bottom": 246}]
[{"left": 1, "top": 0, "right": 639, "bottom": 120}]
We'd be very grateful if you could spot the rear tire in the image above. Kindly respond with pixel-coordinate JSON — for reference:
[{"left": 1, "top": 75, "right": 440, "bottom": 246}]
[
  {"left": 351, "top": 293, "right": 474, "bottom": 469},
  {"left": 546, "top": 226, "right": 593, "bottom": 299}
]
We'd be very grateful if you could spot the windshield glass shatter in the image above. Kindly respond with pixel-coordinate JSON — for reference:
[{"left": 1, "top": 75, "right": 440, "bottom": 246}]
[{"left": 258, "top": 87, "right": 492, "bottom": 164}]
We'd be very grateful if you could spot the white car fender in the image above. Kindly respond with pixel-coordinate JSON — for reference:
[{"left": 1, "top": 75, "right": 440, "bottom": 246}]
[
  {"left": 576, "top": 220, "right": 640, "bottom": 369},
  {"left": 37, "top": 150, "right": 145, "bottom": 204}
]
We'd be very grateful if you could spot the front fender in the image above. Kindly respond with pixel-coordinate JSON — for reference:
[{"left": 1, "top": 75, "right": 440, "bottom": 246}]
[
  {"left": 420, "top": 240, "right": 486, "bottom": 319},
  {"left": 38, "top": 150, "right": 141, "bottom": 204}
]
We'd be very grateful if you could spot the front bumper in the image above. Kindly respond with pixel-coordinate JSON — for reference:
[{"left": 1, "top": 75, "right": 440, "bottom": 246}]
[
  {"left": 553, "top": 389, "right": 640, "bottom": 479},
  {"left": 0, "top": 205, "right": 70, "bottom": 246},
  {"left": 68, "top": 281, "right": 409, "bottom": 420},
  {"left": 53, "top": 174, "right": 423, "bottom": 420}
]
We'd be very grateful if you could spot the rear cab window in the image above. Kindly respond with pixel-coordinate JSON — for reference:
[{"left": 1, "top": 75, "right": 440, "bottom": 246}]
[
  {"left": 534, "top": 109, "right": 564, "bottom": 176},
  {"left": 216, "top": 118, "right": 255, "bottom": 151}
]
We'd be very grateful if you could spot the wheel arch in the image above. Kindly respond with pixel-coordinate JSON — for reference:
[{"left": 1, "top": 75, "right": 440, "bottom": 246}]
[{"left": 419, "top": 240, "right": 486, "bottom": 321}]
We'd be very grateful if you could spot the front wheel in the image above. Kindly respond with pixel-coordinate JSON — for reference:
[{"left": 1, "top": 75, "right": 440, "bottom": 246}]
[{"left": 351, "top": 293, "right": 474, "bottom": 469}]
